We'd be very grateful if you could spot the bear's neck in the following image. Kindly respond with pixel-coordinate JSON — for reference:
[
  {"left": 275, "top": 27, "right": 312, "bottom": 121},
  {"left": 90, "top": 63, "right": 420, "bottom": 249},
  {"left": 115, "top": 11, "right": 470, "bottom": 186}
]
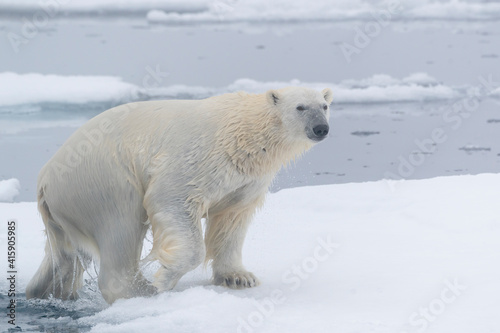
[{"left": 216, "top": 93, "right": 312, "bottom": 178}]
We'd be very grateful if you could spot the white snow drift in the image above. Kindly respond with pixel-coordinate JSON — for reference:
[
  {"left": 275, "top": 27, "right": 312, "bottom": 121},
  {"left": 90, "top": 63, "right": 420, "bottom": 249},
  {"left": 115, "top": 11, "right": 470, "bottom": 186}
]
[
  {"left": 0, "top": 72, "right": 142, "bottom": 107},
  {"left": 0, "top": 178, "right": 20, "bottom": 202},
  {"left": 0, "top": 174, "right": 498, "bottom": 332}
]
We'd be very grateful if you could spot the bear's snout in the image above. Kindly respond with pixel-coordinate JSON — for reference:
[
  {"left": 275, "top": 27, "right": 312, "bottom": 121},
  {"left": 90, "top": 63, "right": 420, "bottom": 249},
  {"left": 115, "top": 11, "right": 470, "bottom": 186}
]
[
  {"left": 306, "top": 122, "right": 329, "bottom": 142},
  {"left": 312, "top": 124, "right": 329, "bottom": 140}
]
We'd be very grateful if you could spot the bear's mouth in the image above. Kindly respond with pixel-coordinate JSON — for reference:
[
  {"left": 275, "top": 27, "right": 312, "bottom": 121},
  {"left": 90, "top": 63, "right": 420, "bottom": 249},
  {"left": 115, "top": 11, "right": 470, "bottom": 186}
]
[{"left": 307, "top": 133, "right": 327, "bottom": 142}]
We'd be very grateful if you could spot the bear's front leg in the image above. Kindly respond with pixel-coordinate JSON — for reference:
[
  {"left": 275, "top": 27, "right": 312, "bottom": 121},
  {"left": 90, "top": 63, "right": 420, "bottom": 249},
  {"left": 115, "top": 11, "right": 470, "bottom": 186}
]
[
  {"left": 205, "top": 202, "right": 262, "bottom": 289},
  {"left": 148, "top": 209, "right": 206, "bottom": 292}
]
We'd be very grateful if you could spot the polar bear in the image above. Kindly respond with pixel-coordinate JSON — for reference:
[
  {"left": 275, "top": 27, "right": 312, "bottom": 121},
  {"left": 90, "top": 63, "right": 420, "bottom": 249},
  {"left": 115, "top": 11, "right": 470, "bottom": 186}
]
[{"left": 26, "top": 87, "right": 333, "bottom": 303}]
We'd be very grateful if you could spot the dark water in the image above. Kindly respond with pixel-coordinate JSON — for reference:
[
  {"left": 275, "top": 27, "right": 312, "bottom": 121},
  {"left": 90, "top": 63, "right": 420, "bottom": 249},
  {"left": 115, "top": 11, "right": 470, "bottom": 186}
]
[
  {"left": 4, "top": 296, "right": 97, "bottom": 333},
  {"left": 2, "top": 277, "right": 110, "bottom": 333},
  {"left": 7, "top": 295, "right": 93, "bottom": 332}
]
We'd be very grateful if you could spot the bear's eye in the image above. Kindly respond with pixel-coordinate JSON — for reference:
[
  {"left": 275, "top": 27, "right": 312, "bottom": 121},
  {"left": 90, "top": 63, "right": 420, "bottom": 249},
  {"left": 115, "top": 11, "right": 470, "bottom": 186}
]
[
  {"left": 323, "top": 104, "right": 328, "bottom": 111},
  {"left": 296, "top": 105, "right": 306, "bottom": 111}
]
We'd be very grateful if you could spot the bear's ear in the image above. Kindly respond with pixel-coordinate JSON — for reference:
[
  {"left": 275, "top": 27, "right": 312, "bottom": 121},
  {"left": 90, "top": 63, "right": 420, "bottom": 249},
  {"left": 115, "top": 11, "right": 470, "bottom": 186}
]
[
  {"left": 322, "top": 88, "right": 333, "bottom": 104},
  {"left": 266, "top": 89, "right": 280, "bottom": 106}
]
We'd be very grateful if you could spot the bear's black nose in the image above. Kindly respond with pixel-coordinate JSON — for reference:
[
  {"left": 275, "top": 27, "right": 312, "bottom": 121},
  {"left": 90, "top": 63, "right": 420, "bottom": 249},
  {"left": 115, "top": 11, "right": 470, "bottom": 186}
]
[{"left": 313, "top": 124, "right": 329, "bottom": 138}]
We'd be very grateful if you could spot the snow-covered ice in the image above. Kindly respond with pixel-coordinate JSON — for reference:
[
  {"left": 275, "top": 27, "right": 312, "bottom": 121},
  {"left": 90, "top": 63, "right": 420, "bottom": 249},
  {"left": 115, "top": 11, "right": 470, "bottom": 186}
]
[
  {"left": 1, "top": 174, "right": 499, "bottom": 332},
  {"left": 0, "top": 72, "right": 141, "bottom": 107},
  {"left": 0, "top": 71, "right": 462, "bottom": 107},
  {"left": 0, "top": 0, "right": 209, "bottom": 16},
  {"left": 148, "top": 73, "right": 461, "bottom": 103},
  {"left": 2, "top": 0, "right": 500, "bottom": 22},
  {"left": 146, "top": 0, "right": 500, "bottom": 24},
  {"left": 0, "top": 178, "right": 20, "bottom": 202}
]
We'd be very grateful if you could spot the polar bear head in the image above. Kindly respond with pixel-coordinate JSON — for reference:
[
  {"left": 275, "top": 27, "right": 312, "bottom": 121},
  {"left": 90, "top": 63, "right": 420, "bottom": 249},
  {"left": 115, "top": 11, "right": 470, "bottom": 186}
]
[{"left": 266, "top": 87, "right": 333, "bottom": 144}]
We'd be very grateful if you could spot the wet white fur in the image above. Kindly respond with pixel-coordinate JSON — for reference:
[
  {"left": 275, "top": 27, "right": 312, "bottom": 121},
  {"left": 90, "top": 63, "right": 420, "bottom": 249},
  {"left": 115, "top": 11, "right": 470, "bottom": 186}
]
[{"left": 26, "top": 87, "right": 333, "bottom": 303}]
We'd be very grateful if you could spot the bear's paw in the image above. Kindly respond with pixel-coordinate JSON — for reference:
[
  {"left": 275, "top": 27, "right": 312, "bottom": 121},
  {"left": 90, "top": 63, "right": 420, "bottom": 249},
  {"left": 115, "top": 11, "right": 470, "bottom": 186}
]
[{"left": 214, "top": 271, "right": 260, "bottom": 289}]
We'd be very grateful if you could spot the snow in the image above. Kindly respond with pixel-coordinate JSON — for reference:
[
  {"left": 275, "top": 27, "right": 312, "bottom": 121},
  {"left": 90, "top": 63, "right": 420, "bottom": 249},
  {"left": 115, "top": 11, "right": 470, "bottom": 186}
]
[
  {"left": 0, "top": 178, "right": 20, "bottom": 202},
  {"left": 0, "top": 72, "right": 142, "bottom": 107},
  {"left": 1, "top": 0, "right": 499, "bottom": 21},
  {"left": 408, "top": 0, "right": 500, "bottom": 20},
  {"left": 1, "top": 71, "right": 459, "bottom": 107},
  {"left": 139, "top": 73, "right": 461, "bottom": 103},
  {"left": 1, "top": 174, "right": 499, "bottom": 332},
  {"left": 489, "top": 87, "right": 500, "bottom": 98},
  {"left": 0, "top": 0, "right": 209, "bottom": 15},
  {"left": 146, "top": 0, "right": 500, "bottom": 24},
  {"left": 146, "top": 0, "right": 378, "bottom": 24}
]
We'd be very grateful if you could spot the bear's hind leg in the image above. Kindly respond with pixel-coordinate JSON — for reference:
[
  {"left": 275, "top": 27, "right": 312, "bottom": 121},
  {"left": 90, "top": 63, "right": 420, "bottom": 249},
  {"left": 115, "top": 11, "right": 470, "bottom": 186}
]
[
  {"left": 96, "top": 221, "right": 156, "bottom": 304},
  {"left": 26, "top": 219, "right": 84, "bottom": 300}
]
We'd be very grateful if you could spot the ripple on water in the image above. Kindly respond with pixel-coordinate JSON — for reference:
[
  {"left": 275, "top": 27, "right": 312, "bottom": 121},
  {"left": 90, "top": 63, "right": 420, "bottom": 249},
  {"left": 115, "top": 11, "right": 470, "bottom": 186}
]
[{"left": 9, "top": 280, "right": 108, "bottom": 332}]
